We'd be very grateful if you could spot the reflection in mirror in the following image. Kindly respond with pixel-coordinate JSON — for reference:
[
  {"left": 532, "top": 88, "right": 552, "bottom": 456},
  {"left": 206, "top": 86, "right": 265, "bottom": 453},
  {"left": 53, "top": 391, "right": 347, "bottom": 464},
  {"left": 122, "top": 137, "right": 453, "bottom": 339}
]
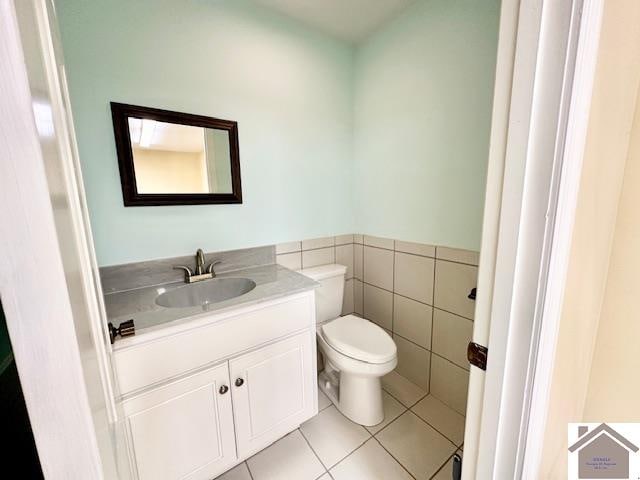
[
  {"left": 111, "top": 103, "right": 241, "bottom": 206},
  {"left": 128, "top": 119, "right": 232, "bottom": 194}
]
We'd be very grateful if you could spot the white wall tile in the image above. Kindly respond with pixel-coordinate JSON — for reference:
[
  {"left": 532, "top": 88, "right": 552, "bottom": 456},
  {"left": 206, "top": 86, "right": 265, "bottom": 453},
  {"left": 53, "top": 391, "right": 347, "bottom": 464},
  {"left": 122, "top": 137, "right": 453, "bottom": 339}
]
[
  {"left": 364, "top": 246, "right": 394, "bottom": 290},
  {"left": 334, "top": 234, "right": 354, "bottom": 245},
  {"left": 302, "top": 247, "right": 335, "bottom": 268},
  {"left": 353, "top": 243, "right": 363, "bottom": 280},
  {"left": 432, "top": 309, "right": 472, "bottom": 370},
  {"left": 363, "top": 235, "right": 394, "bottom": 250},
  {"left": 433, "top": 260, "right": 477, "bottom": 319},
  {"left": 276, "top": 252, "right": 302, "bottom": 270},
  {"left": 394, "top": 334, "right": 430, "bottom": 390},
  {"left": 393, "top": 294, "right": 432, "bottom": 349},
  {"left": 436, "top": 246, "right": 479, "bottom": 266},
  {"left": 302, "top": 236, "right": 334, "bottom": 250},
  {"left": 395, "top": 240, "right": 436, "bottom": 258},
  {"left": 394, "top": 252, "right": 434, "bottom": 304},
  {"left": 353, "top": 279, "right": 363, "bottom": 315},
  {"left": 342, "top": 279, "right": 354, "bottom": 315},
  {"left": 363, "top": 284, "right": 392, "bottom": 330},
  {"left": 430, "top": 355, "right": 469, "bottom": 415},
  {"left": 275, "top": 241, "right": 301, "bottom": 255},
  {"left": 335, "top": 244, "right": 354, "bottom": 279}
]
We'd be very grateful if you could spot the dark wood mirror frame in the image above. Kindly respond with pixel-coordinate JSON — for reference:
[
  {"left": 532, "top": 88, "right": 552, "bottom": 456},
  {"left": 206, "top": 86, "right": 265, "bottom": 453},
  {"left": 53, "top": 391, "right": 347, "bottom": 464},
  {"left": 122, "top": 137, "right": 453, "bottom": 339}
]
[{"left": 110, "top": 102, "right": 242, "bottom": 206}]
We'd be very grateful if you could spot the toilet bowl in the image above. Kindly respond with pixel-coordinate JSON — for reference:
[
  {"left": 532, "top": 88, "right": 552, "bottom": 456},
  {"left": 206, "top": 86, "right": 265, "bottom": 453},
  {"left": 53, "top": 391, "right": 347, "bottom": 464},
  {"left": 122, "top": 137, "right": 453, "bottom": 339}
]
[{"left": 299, "top": 264, "right": 398, "bottom": 426}]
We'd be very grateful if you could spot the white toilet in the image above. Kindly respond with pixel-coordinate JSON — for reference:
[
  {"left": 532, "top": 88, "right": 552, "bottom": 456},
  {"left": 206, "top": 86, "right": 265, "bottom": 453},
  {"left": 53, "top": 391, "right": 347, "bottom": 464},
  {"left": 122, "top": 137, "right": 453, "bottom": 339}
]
[{"left": 300, "top": 264, "right": 397, "bottom": 426}]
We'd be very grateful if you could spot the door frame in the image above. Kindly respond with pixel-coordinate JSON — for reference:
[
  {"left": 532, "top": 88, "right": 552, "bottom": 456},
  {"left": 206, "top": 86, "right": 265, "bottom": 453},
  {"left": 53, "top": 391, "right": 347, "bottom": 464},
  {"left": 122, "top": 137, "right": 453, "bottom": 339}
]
[
  {"left": 0, "top": 0, "right": 107, "bottom": 477},
  {"left": 1, "top": 0, "right": 605, "bottom": 478},
  {"left": 1, "top": 0, "right": 121, "bottom": 478},
  {"left": 463, "top": 0, "right": 604, "bottom": 478}
]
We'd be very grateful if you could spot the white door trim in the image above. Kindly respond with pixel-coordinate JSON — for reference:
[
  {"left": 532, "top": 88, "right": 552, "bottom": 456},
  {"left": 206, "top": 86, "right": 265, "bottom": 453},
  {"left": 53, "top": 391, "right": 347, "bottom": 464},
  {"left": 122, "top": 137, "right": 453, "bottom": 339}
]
[
  {"left": 0, "top": 0, "right": 104, "bottom": 477},
  {"left": 519, "top": 0, "right": 604, "bottom": 476},
  {"left": 20, "top": 0, "right": 119, "bottom": 421},
  {"left": 465, "top": 0, "right": 604, "bottom": 478}
]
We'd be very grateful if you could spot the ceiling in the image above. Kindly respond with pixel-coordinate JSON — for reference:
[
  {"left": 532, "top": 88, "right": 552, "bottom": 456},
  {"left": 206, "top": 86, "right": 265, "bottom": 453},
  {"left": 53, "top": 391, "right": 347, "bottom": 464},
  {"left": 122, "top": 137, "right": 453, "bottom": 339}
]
[
  {"left": 252, "top": 0, "right": 417, "bottom": 43},
  {"left": 129, "top": 119, "right": 205, "bottom": 153}
]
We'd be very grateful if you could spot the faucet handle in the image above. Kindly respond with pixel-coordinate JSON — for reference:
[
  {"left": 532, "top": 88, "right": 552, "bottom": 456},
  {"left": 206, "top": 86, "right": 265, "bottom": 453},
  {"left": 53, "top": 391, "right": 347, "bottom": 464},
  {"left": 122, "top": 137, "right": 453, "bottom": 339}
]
[
  {"left": 206, "top": 260, "right": 222, "bottom": 275},
  {"left": 174, "top": 265, "right": 193, "bottom": 278}
]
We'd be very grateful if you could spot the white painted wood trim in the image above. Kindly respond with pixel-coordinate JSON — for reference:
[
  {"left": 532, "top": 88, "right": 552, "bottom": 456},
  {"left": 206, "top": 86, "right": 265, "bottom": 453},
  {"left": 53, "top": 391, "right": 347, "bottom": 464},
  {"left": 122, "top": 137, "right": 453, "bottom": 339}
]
[
  {"left": 520, "top": 0, "right": 605, "bottom": 477},
  {"left": 468, "top": 0, "right": 603, "bottom": 477},
  {"left": 0, "top": 0, "right": 104, "bottom": 477},
  {"left": 30, "top": 0, "right": 118, "bottom": 421},
  {"left": 461, "top": 0, "right": 521, "bottom": 477}
]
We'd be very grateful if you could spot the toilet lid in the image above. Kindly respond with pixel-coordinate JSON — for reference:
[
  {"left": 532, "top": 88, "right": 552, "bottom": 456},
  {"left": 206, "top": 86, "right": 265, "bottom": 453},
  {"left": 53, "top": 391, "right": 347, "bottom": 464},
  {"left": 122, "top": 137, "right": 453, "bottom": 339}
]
[{"left": 321, "top": 315, "right": 397, "bottom": 364}]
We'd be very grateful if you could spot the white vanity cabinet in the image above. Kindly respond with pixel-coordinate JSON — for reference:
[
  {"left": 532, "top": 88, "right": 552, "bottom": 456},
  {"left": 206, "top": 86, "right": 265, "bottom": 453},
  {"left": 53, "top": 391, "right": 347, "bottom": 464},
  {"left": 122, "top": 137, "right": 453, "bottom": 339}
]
[
  {"left": 116, "top": 291, "right": 317, "bottom": 480},
  {"left": 122, "top": 363, "right": 237, "bottom": 480},
  {"left": 230, "top": 331, "right": 314, "bottom": 458}
]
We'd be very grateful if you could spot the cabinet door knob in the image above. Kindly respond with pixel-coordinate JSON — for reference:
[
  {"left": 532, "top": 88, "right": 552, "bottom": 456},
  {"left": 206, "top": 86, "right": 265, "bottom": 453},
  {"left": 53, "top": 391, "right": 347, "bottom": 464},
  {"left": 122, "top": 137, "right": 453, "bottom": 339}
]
[
  {"left": 219, "top": 385, "right": 229, "bottom": 394},
  {"left": 235, "top": 378, "right": 244, "bottom": 387}
]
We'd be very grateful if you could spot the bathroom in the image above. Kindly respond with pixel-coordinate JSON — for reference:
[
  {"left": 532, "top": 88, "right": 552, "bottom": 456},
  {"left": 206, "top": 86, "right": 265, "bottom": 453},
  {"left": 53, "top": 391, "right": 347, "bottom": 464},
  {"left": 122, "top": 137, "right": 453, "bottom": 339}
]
[
  {"left": 7, "top": 0, "right": 640, "bottom": 478},
  {"left": 8, "top": 0, "right": 500, "bottom": 478},
  {"left": 92, "top": 1, "right": 495, "bottom": 478}
]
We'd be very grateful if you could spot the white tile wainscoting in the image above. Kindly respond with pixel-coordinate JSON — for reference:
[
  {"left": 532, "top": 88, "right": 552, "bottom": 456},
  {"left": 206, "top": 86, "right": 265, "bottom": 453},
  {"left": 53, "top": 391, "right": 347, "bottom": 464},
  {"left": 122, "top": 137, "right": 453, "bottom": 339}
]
[
  {"left": 215, "top": 387, "right": 463, "bottom": 480},
  {"left": 276, "top": 234, "right": 477, "bottom": 416}
]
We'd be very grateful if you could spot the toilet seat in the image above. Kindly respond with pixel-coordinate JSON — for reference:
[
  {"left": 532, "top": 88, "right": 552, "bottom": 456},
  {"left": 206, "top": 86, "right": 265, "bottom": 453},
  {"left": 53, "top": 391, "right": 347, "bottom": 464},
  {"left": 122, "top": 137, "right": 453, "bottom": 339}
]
[{"left": 321, "top": 315, "right": 396, "bottom": 364}]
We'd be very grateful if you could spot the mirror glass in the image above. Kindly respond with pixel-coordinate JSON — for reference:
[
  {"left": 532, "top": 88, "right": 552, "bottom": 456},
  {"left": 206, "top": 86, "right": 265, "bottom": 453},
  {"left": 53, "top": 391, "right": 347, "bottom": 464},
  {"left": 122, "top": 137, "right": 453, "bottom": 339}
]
[
  {"left": 111, "top": 103, "right": 242, "bottom": 206},
  {"left": 127, "top": 119, "right": 233, "bottom": 194}
]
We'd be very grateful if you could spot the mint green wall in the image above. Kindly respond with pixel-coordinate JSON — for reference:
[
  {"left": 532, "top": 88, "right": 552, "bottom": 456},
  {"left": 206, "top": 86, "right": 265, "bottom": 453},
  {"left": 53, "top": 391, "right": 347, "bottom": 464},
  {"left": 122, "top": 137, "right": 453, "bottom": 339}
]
[
  {"left": 58, "top": 0, "right": 499, "bottom": 265},
  {"left": 57, "top": 0, "right": 354, "bottom": 266},
  {"left": 353, "top": 0, "right": 500, "bottom": 251}
]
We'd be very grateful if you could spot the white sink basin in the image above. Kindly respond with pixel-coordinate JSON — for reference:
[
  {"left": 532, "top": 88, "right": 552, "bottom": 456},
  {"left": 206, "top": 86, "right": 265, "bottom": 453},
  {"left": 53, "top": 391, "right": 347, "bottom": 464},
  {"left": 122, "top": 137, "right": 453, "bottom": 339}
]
[{"left": 155, "top": 278, "right": 256, "bottom": 309}]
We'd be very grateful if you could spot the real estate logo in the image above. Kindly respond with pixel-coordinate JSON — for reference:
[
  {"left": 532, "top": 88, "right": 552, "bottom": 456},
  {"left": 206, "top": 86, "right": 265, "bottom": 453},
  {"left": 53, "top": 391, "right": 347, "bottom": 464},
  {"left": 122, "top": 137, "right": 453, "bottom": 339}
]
[{"left": 568, "top": 423, "right": 640, "bottom": 479}]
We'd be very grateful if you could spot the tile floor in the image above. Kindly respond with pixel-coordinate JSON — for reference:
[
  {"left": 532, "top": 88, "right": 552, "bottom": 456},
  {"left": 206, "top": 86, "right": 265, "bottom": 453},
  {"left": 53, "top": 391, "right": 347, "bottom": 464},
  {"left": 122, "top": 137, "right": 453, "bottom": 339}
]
[{"left": 215, "top": 371, "right": 465, "bottom": 480}]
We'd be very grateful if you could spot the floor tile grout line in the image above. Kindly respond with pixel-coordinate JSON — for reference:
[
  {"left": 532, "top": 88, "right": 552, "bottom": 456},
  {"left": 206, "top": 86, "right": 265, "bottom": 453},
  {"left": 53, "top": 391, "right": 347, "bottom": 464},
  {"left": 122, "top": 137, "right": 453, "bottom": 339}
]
[
  {"left": 382, "top": 378, "right": 428, "bottom": 408},
  {"left": 369, "top": 404, "right": 409, "bottom": 437},
  {"left": 376, "top": 389, "right": 462, "bottom": 447},
  {"left": 372, "top": 410, "right": 459, "bottom": 480},
  {"left": 323, "top": 435, "right": 373, "bottom": 474},
  {"left": 298, "top": 427, "right": 331, "bottom": 474},
  {"left": 407, "top": 406, "right": 463, "bottom": 447},
  {"left": 244, "top": 460, "right": 255, "bottom": 480},
  {"left": 301, "top": 419, "right": 372, "bottom": 476},
  {"left": 314, "top": 404, "right": 376, "bottom": 471},
  {"left": 428, "top": 451, "right": 458, "bottom": 480},
  {"left": 370, "top": 435, "right": 419, "bottom": 480}
]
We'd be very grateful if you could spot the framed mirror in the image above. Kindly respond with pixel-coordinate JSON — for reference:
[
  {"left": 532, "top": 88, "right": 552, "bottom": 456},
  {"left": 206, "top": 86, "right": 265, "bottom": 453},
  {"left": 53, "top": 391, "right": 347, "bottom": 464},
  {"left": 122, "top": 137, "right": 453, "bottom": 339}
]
[{"left": 110, "top": 103, "right": 242, "bottom": 206}]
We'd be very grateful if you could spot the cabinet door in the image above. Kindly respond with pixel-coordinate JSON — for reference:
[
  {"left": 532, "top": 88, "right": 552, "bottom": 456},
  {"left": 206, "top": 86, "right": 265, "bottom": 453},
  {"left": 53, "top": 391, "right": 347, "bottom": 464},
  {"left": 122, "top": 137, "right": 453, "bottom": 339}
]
[
  {"left": 123, "top": 363, "right": 237, "bottom": 480},
  {"left": 230, "top": 331, "right": 316, "bottom": 457}
]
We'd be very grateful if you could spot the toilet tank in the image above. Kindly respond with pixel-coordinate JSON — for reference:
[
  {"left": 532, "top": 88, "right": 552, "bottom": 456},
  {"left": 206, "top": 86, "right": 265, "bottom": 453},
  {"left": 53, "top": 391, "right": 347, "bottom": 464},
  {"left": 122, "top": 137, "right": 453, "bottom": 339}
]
[{"left": 299, "top": 264, "right": 347, "bottom": 323}]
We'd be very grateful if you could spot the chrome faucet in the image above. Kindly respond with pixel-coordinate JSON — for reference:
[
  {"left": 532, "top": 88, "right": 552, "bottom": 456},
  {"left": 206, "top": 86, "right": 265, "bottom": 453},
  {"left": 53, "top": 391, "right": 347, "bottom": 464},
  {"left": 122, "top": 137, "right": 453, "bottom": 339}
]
[
  {"left": 195, "top": 248, "right": 206, "bottom": 275},
  {"left": 174, "top": 249, "right": 222, "bottom": 283}
]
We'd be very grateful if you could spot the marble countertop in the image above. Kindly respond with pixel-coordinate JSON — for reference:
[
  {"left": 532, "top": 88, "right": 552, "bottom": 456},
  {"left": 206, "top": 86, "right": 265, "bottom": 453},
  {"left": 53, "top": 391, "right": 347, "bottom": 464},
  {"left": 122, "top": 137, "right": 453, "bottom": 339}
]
[{"left": 104, "top": 264, "right": 318, "bottom": 345}]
